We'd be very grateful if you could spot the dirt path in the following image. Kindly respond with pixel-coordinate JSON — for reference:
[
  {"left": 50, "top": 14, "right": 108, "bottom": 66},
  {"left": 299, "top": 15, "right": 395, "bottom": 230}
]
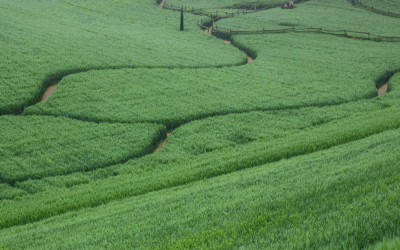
[
  {"left": 41, "top": 84, "right": 58, "bottom": 102},
  {"left": 204, "top": 27, "right": 231, "bottom": 44},
  {"left": 378, "top": 83, "right": 388, "bottom": 96},
  {"left": 159, "top": 0, "right": 165, "bottom": 9},
  {"left": 204, "top": 27, "right": 255, "bottom": 63},
  {"left": 153, "top": 132, "right": 172, "bottom": 153}
]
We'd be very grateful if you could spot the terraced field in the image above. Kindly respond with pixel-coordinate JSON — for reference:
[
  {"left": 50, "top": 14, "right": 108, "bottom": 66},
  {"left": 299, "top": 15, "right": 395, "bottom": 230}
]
[{"left": 1, "top": 0, "right": 400, "bottom": 248}]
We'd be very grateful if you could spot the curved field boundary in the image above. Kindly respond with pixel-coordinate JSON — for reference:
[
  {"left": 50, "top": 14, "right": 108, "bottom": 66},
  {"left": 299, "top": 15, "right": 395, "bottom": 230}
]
[{"left": 348, "top": 0, "right": 400, "bottom": 18}]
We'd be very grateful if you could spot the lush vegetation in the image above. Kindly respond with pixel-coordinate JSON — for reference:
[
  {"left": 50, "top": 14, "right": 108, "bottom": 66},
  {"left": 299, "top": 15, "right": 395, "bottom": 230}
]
[
  {"left": 3, "top": 93, "right": 400, "bottom": 229},
  {"left": 24, "top": 33, "right": 400, "bottom": 128},
  {"left": 216, "top": 0, "right": 400, "bottom": 36},
  {"left": 0, "top": 127, "right": 400, "bottom": 248},
  {"left": 0, "top": 0, "right": 244, "bottom": 114},
  {"left": 0, "top": 115, "right": 164, "bottom": 184},
  {"left": 358, "top": 0, "right": 400, "bottom": 13},
  {"left": 371, "top": 237, "right": 400, "bottom": 250},
  {"left": 166, "top": 0, "right": 286, "bottom": 9},
  {"left": 1, "top": 0, "right": 400, "bottom": 248}
]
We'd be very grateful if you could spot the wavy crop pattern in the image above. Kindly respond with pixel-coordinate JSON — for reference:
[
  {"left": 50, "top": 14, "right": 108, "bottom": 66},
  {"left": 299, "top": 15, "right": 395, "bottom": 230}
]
[{"left": 1, "top": 0, "right": 400, "bottom": 248}]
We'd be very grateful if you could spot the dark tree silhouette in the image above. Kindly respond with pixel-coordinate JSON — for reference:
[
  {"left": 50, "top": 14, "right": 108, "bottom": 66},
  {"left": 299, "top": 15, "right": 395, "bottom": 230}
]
[{"left": 180, "top": 7, "right": 184, "bottom": 31}]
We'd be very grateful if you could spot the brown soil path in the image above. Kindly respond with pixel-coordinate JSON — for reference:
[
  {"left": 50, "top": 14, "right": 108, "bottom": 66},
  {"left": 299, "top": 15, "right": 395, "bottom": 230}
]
[
  {"left": 205, "top": 27, "right": 231, "bottom": 44},
  {"left": 153, "top": 132, "right": 172, "bottom": 153},
  {"left": 204, "top": 27, "right": 254, "bottom": 63},
  {"left": 41, "top": 84, "right": 58, "bottom": 102},
  {"left": 159, "top": 0, "right": 165, "bottom": 9},
  {"left": 378, "top": 83, "right": 388, "bottom": 96}
]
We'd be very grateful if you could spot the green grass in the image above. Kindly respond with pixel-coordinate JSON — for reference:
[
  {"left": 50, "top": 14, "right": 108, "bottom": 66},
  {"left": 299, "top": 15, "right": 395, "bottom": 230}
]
[
  {"left": 166, "top": 0, "right": 287, "bottom": 10},
  {"left": 1, "top": 0, "right": 400, "bottom": 247},
  {"left": 358, "top": 0, "right": 400, "bottom": 13},
  {"left": 24, "top": 33, "right": 400, "bottom": 128},
  {"left": 0, "top": 127, "right": 399, "bottom": 248},
  {"left": 216, "top": 0, "right": 400, "bottom": 36},
  {"left": 0, "top": 0, "right": 245, "bottom": 114},
  {"left": 371, "top": 237, "right": 400, "bottom": 250},
  {"left": 388, "top": 72, "right": 400, "bottom": 92},
  {"left": 0, "top": 115, "right": 164, "bottom": 184},
  {"left": 2, "top": 93, "right": 400, "bottom": 229}
]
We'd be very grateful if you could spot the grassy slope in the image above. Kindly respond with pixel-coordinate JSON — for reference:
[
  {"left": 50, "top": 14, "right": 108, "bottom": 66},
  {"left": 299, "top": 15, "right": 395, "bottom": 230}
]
[
  {"left": 0, "top": 116, "right": 164, "bottom": 184},
  {"left": 166, "top": 0, "right": 285, "bottom": 9},
  {"left": 0, "top": 127, "right": 399, "bottom": 248},
  {"left": 2, "top": 88, "right": 400, "bottom": 229},
  {"left": 389, "top": 72, "right": 400, "bottom": 91},
  {"left": 0, "top": 0, "right": 244, "bottom": 114},
  {"left": 216, "top": 0, "right": 400, "bottom": 36},
  {"left": 360, "top": 0, "right": 400, "bottom": 13},
  {"left": 24, "top": 33, "right": 400, "bottom": 127},
  {"left": 1, "top": 0, "right": 400, "bottom": 247},
  {"left": 371, "top": 237, "right": 400, "bottom": 250}
]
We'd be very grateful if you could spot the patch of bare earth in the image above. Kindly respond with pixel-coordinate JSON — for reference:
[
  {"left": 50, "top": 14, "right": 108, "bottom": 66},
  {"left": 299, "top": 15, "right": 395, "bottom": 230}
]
[
  {"left": 378, "top": 83, "right": 388, "bottom": 96},
  {"left": 153, "top": 132, "right": 172, "bottom": 153},
  {"left": 41, "top": 84, "right": 58, "bottom": 102}
]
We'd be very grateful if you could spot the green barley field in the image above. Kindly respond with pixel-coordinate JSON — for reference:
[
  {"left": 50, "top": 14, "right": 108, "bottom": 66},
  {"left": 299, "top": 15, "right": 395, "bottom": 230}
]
[{"left": 1, "top": 0, "right": 400, "bottom": 248}]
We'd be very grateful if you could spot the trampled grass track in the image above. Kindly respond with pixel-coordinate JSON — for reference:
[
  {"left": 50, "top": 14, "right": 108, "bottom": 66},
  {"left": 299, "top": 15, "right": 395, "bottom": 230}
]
[{"left": 1, "top": 0, "right": 399, "bottom": 230}]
